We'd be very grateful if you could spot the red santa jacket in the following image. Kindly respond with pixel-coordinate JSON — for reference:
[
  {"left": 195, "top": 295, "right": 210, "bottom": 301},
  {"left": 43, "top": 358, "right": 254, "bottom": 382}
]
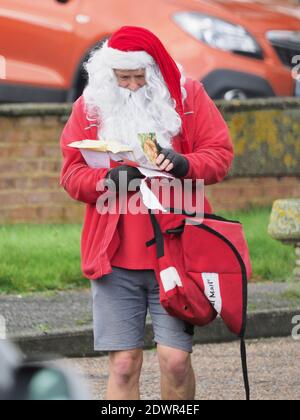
[{"left": 60, "top": 79, "right": 234, "bottom": 280}]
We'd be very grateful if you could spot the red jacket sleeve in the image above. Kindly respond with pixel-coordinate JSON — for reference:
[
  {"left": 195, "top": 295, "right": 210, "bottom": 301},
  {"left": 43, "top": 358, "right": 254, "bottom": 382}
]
[
  {"left": 60, "top": 97, "right": 109, "bottom": 204},
  {"left": 184, "top": 82, "right": 234, "bottom": 185}
]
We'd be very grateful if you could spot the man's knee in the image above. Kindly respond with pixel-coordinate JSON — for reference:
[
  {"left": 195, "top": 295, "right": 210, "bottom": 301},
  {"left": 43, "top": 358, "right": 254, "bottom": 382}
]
[
  {"left": 109, "top": 349, "right": 143, "bottom": 385},
  {"left": 158, "top": 346, "right": 192, "bottom": 385}
]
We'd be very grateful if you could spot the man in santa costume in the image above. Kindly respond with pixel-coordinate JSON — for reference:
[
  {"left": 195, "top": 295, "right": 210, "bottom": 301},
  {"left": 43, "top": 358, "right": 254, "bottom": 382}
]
[{"left": 60, "top": 26, "right": 233, "bottom": 400}]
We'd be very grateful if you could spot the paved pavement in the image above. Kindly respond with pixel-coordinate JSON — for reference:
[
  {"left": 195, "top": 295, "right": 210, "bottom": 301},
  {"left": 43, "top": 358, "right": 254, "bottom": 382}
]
[
  {"left": 63, "top": 336, "right": 300, "bottom": 400},
  {"left": 1, "top": 282, "right": 300, "bottom": 400},
  {"left": 0, "top": 282, "right": 300, "bottom": 358}
]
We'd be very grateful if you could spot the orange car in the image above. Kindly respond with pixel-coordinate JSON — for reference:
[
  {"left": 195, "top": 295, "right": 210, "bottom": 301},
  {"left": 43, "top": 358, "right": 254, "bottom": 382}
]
[{"left": 0, "top": 0, "right": 299, "bottom": 102}]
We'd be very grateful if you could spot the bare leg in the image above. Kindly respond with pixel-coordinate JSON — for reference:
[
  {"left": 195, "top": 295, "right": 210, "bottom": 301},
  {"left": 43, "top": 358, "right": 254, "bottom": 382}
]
[
  {"left": 105, "top": 349, "right": 143, "bottom": 400},
  {"left": 157, "top": 344, "right": 195, "bottom": 400}
]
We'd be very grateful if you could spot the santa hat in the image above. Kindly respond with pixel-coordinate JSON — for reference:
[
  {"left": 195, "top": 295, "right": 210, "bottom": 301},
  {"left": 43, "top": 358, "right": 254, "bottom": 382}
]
[{"left": 101, "top": 26, "right": 190, "bottom": 154}]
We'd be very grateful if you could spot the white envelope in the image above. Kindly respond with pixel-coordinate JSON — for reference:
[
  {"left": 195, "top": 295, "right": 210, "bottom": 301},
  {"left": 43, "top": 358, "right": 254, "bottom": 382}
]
[{"left": 69, "top": 139, "right": 174, "bottom": 211}]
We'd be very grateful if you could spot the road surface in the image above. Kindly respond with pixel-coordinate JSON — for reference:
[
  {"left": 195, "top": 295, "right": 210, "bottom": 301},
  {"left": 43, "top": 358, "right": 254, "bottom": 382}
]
[{"left": 63, "top": 337, "right": 300, "bottom": 400}]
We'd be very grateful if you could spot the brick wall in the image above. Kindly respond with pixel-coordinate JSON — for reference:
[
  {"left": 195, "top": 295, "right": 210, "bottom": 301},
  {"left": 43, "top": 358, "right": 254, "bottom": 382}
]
[
  {"left": 0, "top": 106, "right": 83, "bottom": 223},
  {"left": 0, "top": 99, "right": 299, "bottom": 224},
  {"left": 206, "top": 176, "right": 300, "bottom": 212}
]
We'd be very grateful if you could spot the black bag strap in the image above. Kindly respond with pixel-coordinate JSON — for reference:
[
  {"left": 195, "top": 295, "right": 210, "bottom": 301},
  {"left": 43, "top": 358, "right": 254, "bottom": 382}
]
[
  {"left": 148, "top": 210, "right": 165, "bottom": 258},
  {"left": 240, "top": 337, "right": 250, "bottom": 401}
]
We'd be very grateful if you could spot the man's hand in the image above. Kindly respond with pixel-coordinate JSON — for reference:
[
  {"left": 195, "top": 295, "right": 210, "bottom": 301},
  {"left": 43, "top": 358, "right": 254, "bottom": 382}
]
[
  {"left": 156, "top": 148, "right": 189, "bottom": 178},
  {"left": 105, "top": 165, "right": 145, "bottom": 192}
]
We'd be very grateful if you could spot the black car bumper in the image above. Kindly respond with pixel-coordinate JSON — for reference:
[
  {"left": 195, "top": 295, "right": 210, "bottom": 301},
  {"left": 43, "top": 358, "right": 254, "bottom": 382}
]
[{"left": 0, "top": 83, "right": 68, "bottom": 103}]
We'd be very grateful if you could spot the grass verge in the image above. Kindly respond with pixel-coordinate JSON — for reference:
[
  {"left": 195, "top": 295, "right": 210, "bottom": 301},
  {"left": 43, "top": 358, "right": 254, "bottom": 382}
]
[{"left": 0, "top": 207, "right": 295, "bottom": 294}]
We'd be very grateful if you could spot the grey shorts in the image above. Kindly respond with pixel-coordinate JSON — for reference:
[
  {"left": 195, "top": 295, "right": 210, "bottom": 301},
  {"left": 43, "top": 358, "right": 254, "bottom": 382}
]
[{"left": 91, "top": 266, "right": 193, "bottom": 353}]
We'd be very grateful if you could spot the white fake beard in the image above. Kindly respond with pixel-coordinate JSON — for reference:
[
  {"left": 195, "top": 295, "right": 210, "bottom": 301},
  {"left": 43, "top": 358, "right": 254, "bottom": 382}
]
[{"left": 98, "top": 85, "right": 175, "bottom": 166}]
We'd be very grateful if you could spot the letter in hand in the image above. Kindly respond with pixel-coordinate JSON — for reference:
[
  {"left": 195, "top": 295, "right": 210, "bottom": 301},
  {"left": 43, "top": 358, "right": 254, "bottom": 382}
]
[{"left": 105, "top": 165, "right": 145, "bottom": 193}]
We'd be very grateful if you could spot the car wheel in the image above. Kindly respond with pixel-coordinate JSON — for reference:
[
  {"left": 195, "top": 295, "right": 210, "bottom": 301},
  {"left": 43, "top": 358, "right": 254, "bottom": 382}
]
[{"left": 69, "top": 38, "right": 109, "bottom": 102}]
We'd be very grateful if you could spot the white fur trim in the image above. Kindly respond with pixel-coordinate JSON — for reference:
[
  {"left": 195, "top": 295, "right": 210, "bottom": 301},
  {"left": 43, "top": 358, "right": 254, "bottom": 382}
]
[{"left": 100, "top": 40, "right": 154, "bottom": 70}]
